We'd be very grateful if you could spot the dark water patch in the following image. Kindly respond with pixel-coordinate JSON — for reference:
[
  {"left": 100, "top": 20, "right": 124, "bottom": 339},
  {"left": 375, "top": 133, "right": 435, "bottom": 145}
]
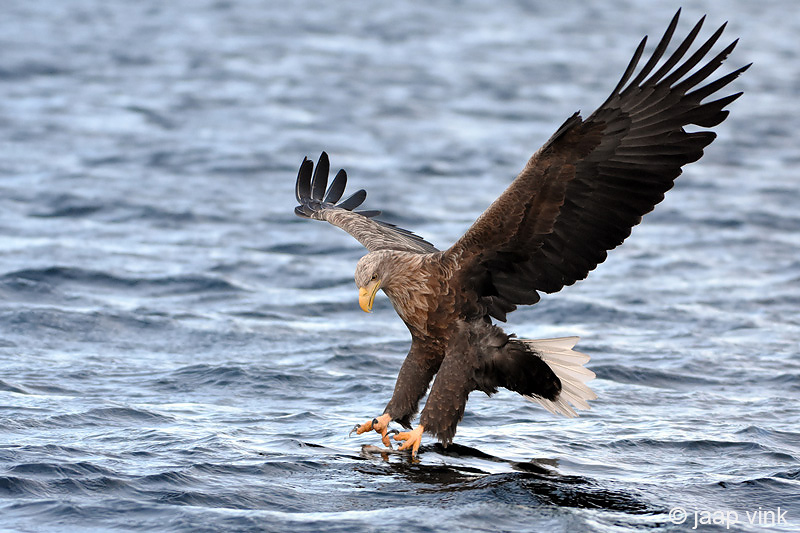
[
  {"left": 28, "top": 193, "right": 229, "bottom": 226},
  {"left": 23, "top": 382, "right": 79, "bottom": 395},
  {"left": 149, "top": 275, "right": 243, "bottom": 296},
  {"left": 0, "top": 272, "right": 59, "bottom": 298},
  {"left": 10, "top": 444, "right": 89, "bottom": 460},
  {"left": 525, "top": 299, "right": 657, "bottom": 324},
  {"left": 694, "top": 216, "right": 745, "bottom": 229},
  {"left": 0, "top": 499, "right": 122, "bottom": 529},
  {"left": 8, "top": 461, "right": 117, "bottom": 479},
  {"left": 356, "top": 459, "right": 500, "bottom": 487},
  {"left": 134, "top": 470, "right": 201, "bottom": 488},
  {"left": 27, "top": 193, "right": 107, "bottom": 219},
  {"left": 0, "top": 380, "right": 28, "bottom": 395},
  {"left": 593, "top": 364, "right": 721, "bottom": 389},
  {"left": 125, "top": 105, "right": 178, "bottom": 130},
  {"left": 1, "top": 267, "right": 242, "bottom": 296},
  {"left": 187, "top": 460, "right": 330, "bottom": 480},
  {"left": 45, "top": 407, "right": 174, "bottom": 429},
  {"left": 335, "top": 382, "right": 380, "bottom": 396},
  {"left": 152, "top": 364, "right": 317, "bottom": 395},
  {"left": 753, "top": 294, "right": 800, "bottom": 307},
  {"left": 774, "top": 469, "right": 800, "bottom": 481},
  {"left": 229, "top": 309, "right": 285, "bottom": 320},
  {"left": 209, "top": 162, "right": 279, "bottom": 176},
  {"left": 0, "top": 476, "right": 53, "bottom": 497},
  {"left": 734, "top": 426, "right": 800, "bottom": 457},
  {"left": 3, "top": 267, "right": 138, "bottom": 288},
  {"left": 715, "top": 476, "right": 800, "bottom": 509},
  {"left": 746, "top": 210, "right": 800, "bottom": 232},
  {"left": 297, "top": 276, "right": 354, "bottom": 290},
  {"left": 609, "top": 438, "right": 787, "bottom": 458},
  {"left": 519, "top": 473, "right": 653, "bottom": 513},
  {"left": 0, "top": 308, "right": 170, "bottom": 340},
  {"left": 286, "top": 301, "right": 362, "bottom": 317},
  {"left": 144, "top": 149, "right": 218, "bottom": 173},
  {"left": 372, "top": 464, "right": 652, "bottom": 515},
  {"left": 746, "top": 373, "right": 800, "bottom": 392},
  {"left": 1, "top": 416, "right": 51, "bottom": 432},
  {"left": 109, "top": 204, "right": 230, "bottom": 226},
  {"left": 355, "top": 444, "right": 653, "bottom": 514},
  {"left": 50, "top": 475, "right": 131, "bottom": 497},
  {"left": 156, "top": 487, "right": 299, "bottom": 512},
  {"left": 324, "top": 353, "right": 395, "bottom": 374},
  {"left": 31, "top": 202, "right": 104, "bottom": 218},
  {"left": 82, "top": 154, "right": 131, "bottom": 167},
  {"left": 263, "top": 243, "right": 355, "bottom": 256},
  {"left": 0, "top": 62, "right": 69, "bottom": 80}
]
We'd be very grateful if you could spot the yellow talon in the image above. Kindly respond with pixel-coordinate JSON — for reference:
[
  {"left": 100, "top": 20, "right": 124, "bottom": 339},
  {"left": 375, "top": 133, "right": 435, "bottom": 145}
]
[
  {"left": 354, "top": 413, "right": 393, "bottom": 448},
  {"left": 394, "top": 425, "right": 424, "bottom": 457}
]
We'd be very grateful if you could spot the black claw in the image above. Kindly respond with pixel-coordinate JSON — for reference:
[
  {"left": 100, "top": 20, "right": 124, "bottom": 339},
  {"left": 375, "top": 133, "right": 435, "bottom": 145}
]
[{"left": 349, "top": 424, "right": 361, "bottom": 438}]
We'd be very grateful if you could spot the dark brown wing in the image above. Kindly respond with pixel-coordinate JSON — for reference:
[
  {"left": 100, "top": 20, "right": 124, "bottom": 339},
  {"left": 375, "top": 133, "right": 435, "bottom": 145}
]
[
  {"left": 446, "top": 10, "right": 749, "bottom": 321},
  {"left": 294, "top": 152, "right": 438, "bottom": 253}
]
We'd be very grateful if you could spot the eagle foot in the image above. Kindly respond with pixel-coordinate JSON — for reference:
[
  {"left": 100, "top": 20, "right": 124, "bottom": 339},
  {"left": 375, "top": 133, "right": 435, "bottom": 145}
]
[
  {"left": 351, "top": 413, "right": 393, "bottom": 448},
  {"left": 394, "top": 425, "right": 425, "bottom": 457}
]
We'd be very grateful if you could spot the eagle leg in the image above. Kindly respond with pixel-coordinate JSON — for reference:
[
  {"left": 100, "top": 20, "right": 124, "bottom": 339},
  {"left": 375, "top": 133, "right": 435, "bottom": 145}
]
[
  {"left": 352, "top": 413, "right": 393, "bottom": 448},
  {"left": 394, "top": 425, "right": 425, "bottom": 457}
]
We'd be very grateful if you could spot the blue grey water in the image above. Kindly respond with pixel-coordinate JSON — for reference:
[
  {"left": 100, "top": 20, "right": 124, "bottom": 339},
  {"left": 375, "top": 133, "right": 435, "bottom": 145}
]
[{"left": 0, "top": 0, "right": 798, "bottom": 531}]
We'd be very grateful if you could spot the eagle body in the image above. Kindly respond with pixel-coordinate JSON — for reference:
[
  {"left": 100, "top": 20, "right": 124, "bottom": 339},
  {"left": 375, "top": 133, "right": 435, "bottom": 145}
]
[
  {"left": 291, "top": 10, "right": 748, "bottom": 455},
  {"left": 358, "top": 250, "right": 563, "bottom": 445}
]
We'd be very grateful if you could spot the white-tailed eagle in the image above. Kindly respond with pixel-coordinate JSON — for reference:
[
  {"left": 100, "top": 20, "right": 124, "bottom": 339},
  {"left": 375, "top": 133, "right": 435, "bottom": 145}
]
[{"left": 293, "top": 10, "right": 748, "bottom": 456}]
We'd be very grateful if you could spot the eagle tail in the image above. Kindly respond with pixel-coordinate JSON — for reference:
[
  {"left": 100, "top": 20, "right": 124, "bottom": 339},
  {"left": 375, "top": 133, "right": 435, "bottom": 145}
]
[{"left": 520, "top": 337, "right": 597, "bottom": 418}]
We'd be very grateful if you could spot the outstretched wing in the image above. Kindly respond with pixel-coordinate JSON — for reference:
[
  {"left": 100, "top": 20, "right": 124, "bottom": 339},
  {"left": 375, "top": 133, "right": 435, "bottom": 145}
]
[
  {"left": 447, "top": 10, "right": 749, "bottom": 321},
  {"left": 294, "top": 152, "right": 438, "bottom": 253}
]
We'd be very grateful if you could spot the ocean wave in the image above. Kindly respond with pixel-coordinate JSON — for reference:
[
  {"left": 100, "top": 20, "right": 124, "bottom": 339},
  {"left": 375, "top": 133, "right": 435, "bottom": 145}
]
[
  {"left": 0, "top": 267, "right": 243, "bottom": 296},
  {"left": 1, "top": 0, "right": 797, "bottom": 531},
  {"left": 593, "top": 364, "right": 722, "bottom": 389},
  {"left": 28, "top": 193, "right": 229, "bottom": 225},
  {"left": 607, "top": 437, "right": 793, "bottom": 459},
  {"left": 151, "top": 364, "right": 315, "bottom": 393},
  {"left": 0, "top": 379, "right": 28, "bottom": 395},
  {"left": 42, "top": 407, "right": 175, "bottom": 429}
]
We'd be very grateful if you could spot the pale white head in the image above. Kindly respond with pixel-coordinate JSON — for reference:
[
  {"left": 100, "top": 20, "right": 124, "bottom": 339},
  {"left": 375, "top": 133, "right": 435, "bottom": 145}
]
[
  {"left": 353, "top": 250, "right": 435, "bottom": 334},
  {"left": 354, "top": 251, "right": 394, "bottom": 313}
]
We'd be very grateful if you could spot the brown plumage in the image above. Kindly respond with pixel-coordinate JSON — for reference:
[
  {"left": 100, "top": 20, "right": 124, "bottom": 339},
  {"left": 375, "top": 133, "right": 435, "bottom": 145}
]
[{"left": 293, "top": 10, "right": 748, "bottom": 455}]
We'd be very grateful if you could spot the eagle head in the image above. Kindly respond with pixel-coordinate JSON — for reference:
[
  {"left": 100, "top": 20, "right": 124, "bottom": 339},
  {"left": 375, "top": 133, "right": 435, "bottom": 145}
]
[
  {"left": 354, "top": 251, "right": 392, "bottom": 313},
  {"left": 354, "top": 250, "right": 435, "bottom": 333}
]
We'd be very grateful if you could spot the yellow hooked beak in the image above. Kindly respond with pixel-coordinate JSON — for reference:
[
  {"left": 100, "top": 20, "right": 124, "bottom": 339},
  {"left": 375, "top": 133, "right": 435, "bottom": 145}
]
[{"left": 358, "top": 279, "right": 381, "bottom": 313}]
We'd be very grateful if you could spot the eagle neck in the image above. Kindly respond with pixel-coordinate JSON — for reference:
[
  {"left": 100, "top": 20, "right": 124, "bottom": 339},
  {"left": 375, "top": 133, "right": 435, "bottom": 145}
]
[{"left": 381, "top": 252, "right": 438, "bottom": 336}]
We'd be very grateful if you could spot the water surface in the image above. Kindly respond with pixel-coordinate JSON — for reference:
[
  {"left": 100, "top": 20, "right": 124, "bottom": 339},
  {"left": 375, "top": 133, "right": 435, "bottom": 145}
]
[{"left": 1, "top": 0, "right": 798, "bottom": 531}]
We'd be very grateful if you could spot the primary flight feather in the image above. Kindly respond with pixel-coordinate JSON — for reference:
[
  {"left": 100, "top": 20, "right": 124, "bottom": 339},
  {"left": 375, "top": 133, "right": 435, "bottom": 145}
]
[{"left": 292, "top": 10, "right": 748, "bottom": 456}]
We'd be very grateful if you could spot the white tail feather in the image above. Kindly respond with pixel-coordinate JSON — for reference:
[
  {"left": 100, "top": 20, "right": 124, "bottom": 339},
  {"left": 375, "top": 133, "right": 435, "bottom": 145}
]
[{"left": 520, "top": 336, "right": 598, "bottom": 418}]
